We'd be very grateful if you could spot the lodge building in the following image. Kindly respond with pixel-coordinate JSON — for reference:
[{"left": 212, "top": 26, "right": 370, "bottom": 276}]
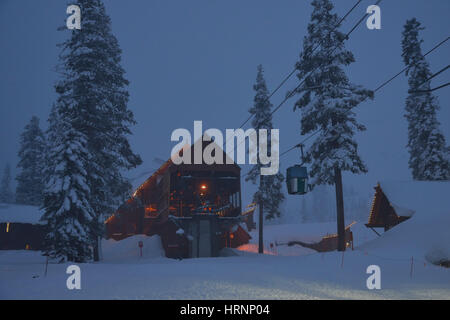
[{"left": 105, "top": 137, "right": 255, "bottom": 258}]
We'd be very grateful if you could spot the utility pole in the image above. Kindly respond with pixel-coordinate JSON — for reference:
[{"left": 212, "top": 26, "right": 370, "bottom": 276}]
[
  {"left": 258, "top": 176, "right": 264, "bottom": 254},
  {"left": 334, "top": 166, "right": 346, "bottom": 251}
]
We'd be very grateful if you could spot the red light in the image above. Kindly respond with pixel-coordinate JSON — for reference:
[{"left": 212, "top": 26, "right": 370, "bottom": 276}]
[{"left": 200, "top": 184, "right": 207, "bottom": 190}]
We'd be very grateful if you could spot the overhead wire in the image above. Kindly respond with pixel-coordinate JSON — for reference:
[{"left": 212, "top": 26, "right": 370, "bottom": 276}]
[{"left": 280, "top": 35, "right": 450, "bottom": 158}]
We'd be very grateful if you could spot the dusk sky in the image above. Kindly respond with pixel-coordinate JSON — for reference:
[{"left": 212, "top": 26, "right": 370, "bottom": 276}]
[{"left": 1, "top": 0, "right": 449, "bottom": 219}]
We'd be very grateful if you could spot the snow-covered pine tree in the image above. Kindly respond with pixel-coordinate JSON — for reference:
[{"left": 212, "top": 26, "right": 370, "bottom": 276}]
[
  {"left": 246, "top": 65, "right": 285, "bottom": 220},
  {"left": 401, "top": 18, "right": 449, "bottom": 180},
  {"left": 0, "top": 164, "right": 14, "bottom": 203},
  {"left": 53, "top": 0, "right": 142, "bottom": 259},
  {"left": 43, "top": 105, "right": 62, "bottom": 192},
  {"left": 41, "top": 104, "right": 96, "bottom": 262},
  {"left": 291, "top": 0, "right": 373, "bottom": 186},
  {"left": 16, "top": 116, "right": 46, "bottom": 206}
]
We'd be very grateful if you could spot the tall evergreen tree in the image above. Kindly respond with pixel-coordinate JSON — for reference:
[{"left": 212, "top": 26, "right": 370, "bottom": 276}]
[
  {"left": 0, "top": 164, "right": 14, "bottom": 203},
  {"left": 41, "top": 105, "right": 96, "bottom": 262},
  {"left": 401, "top": 18, "right": 449, "bottom": 180},
  {"left": 246, "top": 65, "right": 285, "bottom": 220},
  {"left": 56, "top": 0, "right": 141, "bottom": 213},
  {"left": 16, "top": 116, "right": 46, "bottom": 206},
  {"left": 42, "top": 0, "right": 141, "bottom": 262},
  {"left": 291, "top": 0, "right": 373, "bottom": 186}
]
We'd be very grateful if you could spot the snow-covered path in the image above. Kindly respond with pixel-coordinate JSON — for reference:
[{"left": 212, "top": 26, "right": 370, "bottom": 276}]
[{"left": 1, "top": 250, "right": 448, "bottom": 299}]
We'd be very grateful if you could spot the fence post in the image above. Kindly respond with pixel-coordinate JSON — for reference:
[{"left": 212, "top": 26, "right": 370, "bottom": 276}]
[{"left": 44, "top": 255, "right": 49, "bottom": 277}]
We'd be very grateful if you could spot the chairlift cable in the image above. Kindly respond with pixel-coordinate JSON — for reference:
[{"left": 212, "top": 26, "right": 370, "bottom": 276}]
[
  {"left": 408, "top": 64, "right": 450, "bottom": 93},
  {"left": 265, "top": 0, "right": 381, "bottom": 122},
  {"left": 232, "top": 0, "right": 366, "bottom": 132},
  {"left": 409, "top": 82, "right": 450, "bottom": 93},
  {"left": 280, "top": 35, "right": 450, "bottom": 158},
  {"left": 237, "top": 1, "right": 381, "bottom": 162}
]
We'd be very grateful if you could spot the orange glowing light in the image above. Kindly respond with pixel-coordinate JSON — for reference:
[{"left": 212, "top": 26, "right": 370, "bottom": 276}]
[{"left": 200, "top": 184, "right": 207, "bottom": 190}]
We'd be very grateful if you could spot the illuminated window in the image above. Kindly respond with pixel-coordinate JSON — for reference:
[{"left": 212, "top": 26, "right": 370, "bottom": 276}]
[{"left": 6, "top": 222, "right": 10, "bottom": 233}]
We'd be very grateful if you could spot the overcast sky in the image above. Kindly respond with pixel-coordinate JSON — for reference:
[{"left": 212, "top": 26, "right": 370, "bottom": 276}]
[{"left": 1, "top": 0, "right": 449, "bottom": 218}]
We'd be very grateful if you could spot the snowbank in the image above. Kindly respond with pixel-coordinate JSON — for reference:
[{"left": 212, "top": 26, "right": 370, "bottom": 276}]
[
  {"left": 102, "top": 235, "right": 165, "bottom": 261},
  {"left": 360, "top": 213, "right": 450, "bottom": 264},
  {"left": 0, "top": 203, "right": 44, "bottom": 224},
  {"left": 248, "top": 222, "right": 339, "bottom": 246},
  {"left": 361, "top": 181, "right": 450, "bottom": 264}
]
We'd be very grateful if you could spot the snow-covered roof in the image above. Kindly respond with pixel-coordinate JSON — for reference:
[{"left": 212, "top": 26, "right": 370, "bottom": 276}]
[
  {"left": 0, "top": 203, "right": 44, "bottom": 224},
  {"left": 379, "top": 180, "right": 450, "bottom": 218}
]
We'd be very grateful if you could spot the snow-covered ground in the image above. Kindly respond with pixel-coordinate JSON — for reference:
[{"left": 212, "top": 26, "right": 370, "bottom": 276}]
[
  {"left": 0, "top": 247, "right": 448, "bottom": 299},
  {"left": 1, "top": 219, "right": 449, "bottom": 299}
]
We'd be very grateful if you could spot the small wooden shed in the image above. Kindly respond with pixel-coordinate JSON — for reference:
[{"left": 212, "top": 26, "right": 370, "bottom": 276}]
[
  {"left": 366, "top": 183, "right": 414, "bottom": 234},
  {"left": 0, "top": 203, "right": 45, "bottom": 250}
]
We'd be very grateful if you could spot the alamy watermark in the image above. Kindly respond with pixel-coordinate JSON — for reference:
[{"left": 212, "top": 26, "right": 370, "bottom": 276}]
[
  {"left": 170, "top": 121, "right": 280, "bottom": 175},
  {"left": 66, "top": 5, "right": 81, "bottom": 30},
  {"left": 66, "top": 265, "right": 81, "bottom": 290},
  {"left": 366, "top": 5, "right": 381, "bottom": 30},
  {"left": 366, "top": 264, "right": 381, "bottom": 290}
]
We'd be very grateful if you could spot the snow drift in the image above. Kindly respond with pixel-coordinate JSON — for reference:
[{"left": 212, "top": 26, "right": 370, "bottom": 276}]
[
  {"left": 360, "top": 180, "right": 450, "bottom": 265},
  {"left": 102, "top": 235, "right": 165, "bottom": 261}
]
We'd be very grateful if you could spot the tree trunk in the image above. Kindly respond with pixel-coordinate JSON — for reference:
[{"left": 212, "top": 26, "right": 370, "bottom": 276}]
[
  {"left": 93, "top": 236, "right": 100, "bottom": 262},
  {"left": 258, "top": 176, "right": 264, "bottom": 254},
  {"left": 334, "top": 166, "right": 346, "bottom": 252},
  {"left": 258, "top": 200, "right": 264, "bottom": 254}
]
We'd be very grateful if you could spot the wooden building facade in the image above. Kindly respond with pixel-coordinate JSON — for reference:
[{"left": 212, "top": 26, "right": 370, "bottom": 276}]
[
  {"left": 0, "top": 204, "right": 45, "bottom": 250},
  {"left": 105, "top": 139, "right": 254, "bottom": 258}
]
